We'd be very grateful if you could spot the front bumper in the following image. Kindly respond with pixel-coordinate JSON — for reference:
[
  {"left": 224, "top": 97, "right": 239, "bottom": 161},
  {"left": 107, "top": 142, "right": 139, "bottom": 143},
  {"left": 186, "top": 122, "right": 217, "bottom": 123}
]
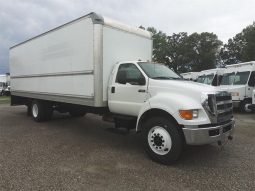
[
  {"left": 182, "top": 119, "right": 235, "bottom": 145},
  {"left": 248, "top": 104, "right": 255, "bottom": 110}
]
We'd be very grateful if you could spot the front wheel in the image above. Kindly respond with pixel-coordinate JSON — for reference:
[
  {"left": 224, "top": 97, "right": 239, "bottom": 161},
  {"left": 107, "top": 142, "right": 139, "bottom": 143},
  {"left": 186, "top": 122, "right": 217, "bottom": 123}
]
[
  {"left": 142, "top": 117, "right": 183, "bottom": 164},
  {"left": 240, "top": 99, "right": 253, "bottom": 113}
]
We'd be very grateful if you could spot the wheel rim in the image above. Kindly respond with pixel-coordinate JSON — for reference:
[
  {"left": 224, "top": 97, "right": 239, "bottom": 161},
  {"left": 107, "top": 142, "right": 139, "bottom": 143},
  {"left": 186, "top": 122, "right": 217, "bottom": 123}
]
[
  {"left": 148, "top": 126, "right": 172, "bottom": 155},
  {"left": 32, "top": 104, "right": 39, "bottom": 118}
]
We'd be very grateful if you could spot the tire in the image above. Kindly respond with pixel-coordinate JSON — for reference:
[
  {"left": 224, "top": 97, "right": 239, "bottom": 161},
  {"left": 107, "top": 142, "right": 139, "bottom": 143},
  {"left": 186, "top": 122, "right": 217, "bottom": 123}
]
[
  {"left": 31, "top": 100, "right": 53, "bottom": 122},
  {"left": 69, "top": 109, "right": 86, "bottom": 117},
  {"left": 27, "top": 104, "right": 32, "bottom": 116},
  {"left": 240, "top": 99, "right": 253, "bottom": 113},
  {"left": 142, "top": 117, "right": 183, "bottom": 164}
]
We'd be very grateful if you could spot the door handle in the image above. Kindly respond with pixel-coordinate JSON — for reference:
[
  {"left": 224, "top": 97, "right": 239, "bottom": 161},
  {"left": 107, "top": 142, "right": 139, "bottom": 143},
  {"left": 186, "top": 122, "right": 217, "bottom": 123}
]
[
  {"left": 138, "top": 89, "right": 146, "bottom": 93},
  {"left": 111, "top": 86, "right": 115, "bottom": 93}
]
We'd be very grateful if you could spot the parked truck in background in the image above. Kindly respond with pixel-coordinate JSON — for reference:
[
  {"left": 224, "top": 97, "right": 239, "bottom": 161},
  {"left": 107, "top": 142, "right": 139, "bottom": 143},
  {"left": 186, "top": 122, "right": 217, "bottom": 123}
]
[
  {"left": 196, "top": 68, "right": 225, "bottom": 86},
  {"left": 248, "top": 89, "right": 255, "bottom": 111},
  {"left": 9, "top": 12, "right": 235, "bottom": 164},
  {"left": 219, "top": 62, "right": 255, "bottom": 112},
  {"left": 0, "top": 74, "right": 5, "bottom": 96},
  {"left": 0, "top": 73, "right": 10, "bottom": 96}
]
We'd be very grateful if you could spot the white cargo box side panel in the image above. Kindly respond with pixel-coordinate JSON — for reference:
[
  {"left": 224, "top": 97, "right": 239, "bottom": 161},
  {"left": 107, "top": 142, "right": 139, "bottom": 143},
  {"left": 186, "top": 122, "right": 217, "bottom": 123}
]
[
  {"left": 102, "top": 27, "right": 152, "bottom": 101},
  {"left": 10, "top": 18, "right": 95, "bottom": 102}
]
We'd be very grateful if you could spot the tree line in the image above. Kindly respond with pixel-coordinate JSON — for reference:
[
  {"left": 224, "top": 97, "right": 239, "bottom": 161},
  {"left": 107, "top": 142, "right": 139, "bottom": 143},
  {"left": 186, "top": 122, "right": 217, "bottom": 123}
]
[{"left": 139, "top": 22, "right": 255, "bottom": 73}]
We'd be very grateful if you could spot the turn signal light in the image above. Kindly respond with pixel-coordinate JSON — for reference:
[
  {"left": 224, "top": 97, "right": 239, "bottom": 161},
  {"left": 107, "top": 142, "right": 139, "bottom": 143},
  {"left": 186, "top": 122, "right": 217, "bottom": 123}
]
[{"left": 179, "top": 110, "right": 194, "bottom": 120}]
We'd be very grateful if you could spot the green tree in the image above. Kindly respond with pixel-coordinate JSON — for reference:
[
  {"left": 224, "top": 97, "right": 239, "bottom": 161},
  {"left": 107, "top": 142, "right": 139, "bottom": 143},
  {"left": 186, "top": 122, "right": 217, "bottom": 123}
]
[
  {"left": 186, "top": 32, "right": 222, "bottom": 72},
  {"left": 139, "top": 26, "right": 222, "bottom": 73},
  {"left": 146, "top": 27, "right": 169, "bottom": 64},
  {"left": 220, "top": 22, "right": 255, "bottom": 65},
  {"left": 167, "top": 32, "right": 222, "bottom": 72},
  {"left": 166, "top": 32, "right": 190, "bottom": 72}
]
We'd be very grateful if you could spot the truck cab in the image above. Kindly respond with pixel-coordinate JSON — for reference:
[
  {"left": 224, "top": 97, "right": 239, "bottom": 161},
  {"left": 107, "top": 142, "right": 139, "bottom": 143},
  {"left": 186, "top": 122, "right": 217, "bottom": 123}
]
[
  {"left": 196, "top": 68, "right": 225, "bottom": 86},
  {"left": 219, "top": 61, "right": 255, "bottom": 112},
  {"left": 107, "top": 61, "right": 234, "bottom": 163}
]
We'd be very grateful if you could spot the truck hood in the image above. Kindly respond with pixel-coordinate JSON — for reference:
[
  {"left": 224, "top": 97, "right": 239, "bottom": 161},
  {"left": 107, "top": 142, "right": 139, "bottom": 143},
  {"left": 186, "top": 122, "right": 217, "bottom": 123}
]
[{"left": 148, "top": 79, "right": 218, "bottom": 98}]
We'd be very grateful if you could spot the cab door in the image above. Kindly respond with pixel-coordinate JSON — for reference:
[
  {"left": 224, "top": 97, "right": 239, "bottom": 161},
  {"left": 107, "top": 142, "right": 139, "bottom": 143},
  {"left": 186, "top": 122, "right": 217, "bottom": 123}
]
[{"left": 108, "top": 63, "right": 148, "bottom": 116}]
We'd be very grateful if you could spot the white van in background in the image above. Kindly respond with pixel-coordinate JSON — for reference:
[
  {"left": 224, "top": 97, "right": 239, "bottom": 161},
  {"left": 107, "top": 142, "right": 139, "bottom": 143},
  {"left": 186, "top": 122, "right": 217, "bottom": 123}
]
[
  {"left": 220, "top": 61, "right": 255, "bottom": 112},
  {"left": 196, "top": 68, "right": 225, "bottom": 86},
  {"left": 180, "top": 72, "right": 199, "bottom": 81}
]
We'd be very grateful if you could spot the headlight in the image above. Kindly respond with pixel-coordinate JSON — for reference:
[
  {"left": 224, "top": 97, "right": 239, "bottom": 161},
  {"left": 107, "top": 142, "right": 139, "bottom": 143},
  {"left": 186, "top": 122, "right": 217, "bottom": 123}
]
[
  {"left": 231, "top": 92, "right": 239, "bottom": 96},
  {"left": 179, "top": 109, "right": 199, "bottom": 120}
]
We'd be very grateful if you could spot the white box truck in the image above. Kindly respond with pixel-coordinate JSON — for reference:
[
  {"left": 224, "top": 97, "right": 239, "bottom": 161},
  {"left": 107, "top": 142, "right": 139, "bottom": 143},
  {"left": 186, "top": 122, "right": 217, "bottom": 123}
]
[
  {"left": 10, "top": 12, "right": 235, "bottom": 164},
  {"left": 219, "top": 61, "right": 255, "bottom": 112},
  {"left": 196, "top": 68, "right": 225, "bottom": 86}
]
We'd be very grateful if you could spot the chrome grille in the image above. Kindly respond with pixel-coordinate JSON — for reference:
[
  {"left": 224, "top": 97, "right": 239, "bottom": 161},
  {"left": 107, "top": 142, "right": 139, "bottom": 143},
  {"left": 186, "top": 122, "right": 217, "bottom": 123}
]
[
  {"left": 215, "top": 92, "right": 233, "bottom": 123},
  {"left": 203, "top": 91, "right": 233, "bottom": 124}
]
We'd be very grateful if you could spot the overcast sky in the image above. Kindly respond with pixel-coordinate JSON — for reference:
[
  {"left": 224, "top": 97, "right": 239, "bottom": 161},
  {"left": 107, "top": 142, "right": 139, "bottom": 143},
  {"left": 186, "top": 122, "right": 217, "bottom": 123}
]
[{"left": 1, "top": 0, "right": 255, "bottom": 73}]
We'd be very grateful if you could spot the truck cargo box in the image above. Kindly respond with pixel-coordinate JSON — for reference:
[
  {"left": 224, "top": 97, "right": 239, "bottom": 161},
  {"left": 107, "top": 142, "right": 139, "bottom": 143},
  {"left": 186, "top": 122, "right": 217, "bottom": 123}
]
[{"left": 10, "top": 12, "right": 152, "bottom": 107}]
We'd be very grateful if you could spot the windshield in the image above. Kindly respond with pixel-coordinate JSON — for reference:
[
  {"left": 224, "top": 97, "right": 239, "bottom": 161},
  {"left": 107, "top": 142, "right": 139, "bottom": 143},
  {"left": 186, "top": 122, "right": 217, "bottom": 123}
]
[
  {"left": 196, "top": 74, "right": 214, "bottom": 85},
  {"left": 197, "top": 76, "right": 205, "bottom": 83},
  {"left": 138, "top": 62, "right": 181, "bottom": 80},
  {"left": 204, "top": 74, "right": 214, "bottom": 85},
  {"left": 233, "top": 71, "right": 250, "bottom": 85},
  {"left": 221, "top": 71, "right": 251, "bottom": 85},
  {"left": 221, "top": 72, "right": 235, "bottom": 85}
]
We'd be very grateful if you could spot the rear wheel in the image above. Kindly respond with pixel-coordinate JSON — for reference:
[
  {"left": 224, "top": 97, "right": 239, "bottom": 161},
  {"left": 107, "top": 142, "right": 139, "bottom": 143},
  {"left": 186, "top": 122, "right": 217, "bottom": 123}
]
[
  {"left": 142, "top": 117, "right": 183, "bottom": 164},
  {"left": 31, "top": 100, "right": 53, "bottom": 122}
]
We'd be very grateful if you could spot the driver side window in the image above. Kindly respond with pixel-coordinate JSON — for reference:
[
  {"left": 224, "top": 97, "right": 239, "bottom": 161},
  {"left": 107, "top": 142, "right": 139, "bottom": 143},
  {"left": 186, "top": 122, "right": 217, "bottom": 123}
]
[{"left": 116, "top": 63, "right": 145, "bottom": 85}]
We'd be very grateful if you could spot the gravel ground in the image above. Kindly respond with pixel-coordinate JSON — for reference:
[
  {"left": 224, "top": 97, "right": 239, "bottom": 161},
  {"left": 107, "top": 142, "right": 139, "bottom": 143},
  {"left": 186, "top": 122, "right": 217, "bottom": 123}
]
[{"left": 0, "top": 104, "right": 255, "bottom": 191}]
